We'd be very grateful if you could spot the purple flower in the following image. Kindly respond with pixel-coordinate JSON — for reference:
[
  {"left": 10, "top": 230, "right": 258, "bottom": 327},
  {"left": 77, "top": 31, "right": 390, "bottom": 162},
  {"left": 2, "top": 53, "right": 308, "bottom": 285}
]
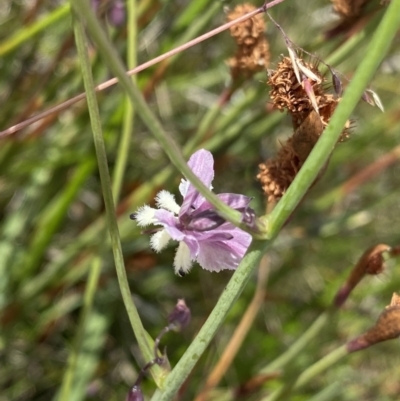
[
  {"left": 91, "top": 0, "right": 125, "bottom": 27},
  {"left": 133, "top": 149, "right": 253, "bottom": 276}
]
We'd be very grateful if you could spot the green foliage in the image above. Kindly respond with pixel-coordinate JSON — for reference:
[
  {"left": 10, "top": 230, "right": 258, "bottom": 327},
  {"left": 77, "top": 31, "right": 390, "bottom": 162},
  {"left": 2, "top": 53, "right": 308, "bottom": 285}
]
[{"left": 1, "top": 1, "right": 400, "bottom": 401}]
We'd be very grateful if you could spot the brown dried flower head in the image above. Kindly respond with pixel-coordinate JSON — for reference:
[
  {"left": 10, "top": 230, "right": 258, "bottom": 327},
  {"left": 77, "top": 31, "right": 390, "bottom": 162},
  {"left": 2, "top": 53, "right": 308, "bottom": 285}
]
[
  {"left": 227, "top": 4, "right": 270, "bottom": 78},
  {"left": 227, "top": 4, "right": 265, "bottom": 45},
  {"left": 331, "top": 0, "right": 370, "bottom": 18},
  {"left": 334, "top": 244, "right": 391, "bottom": 307},
  {"left": 257, "top": 137, "right": 301, "bottom": 203},
  {"left": 347, "top": 294, "right": 400, "bottom": 352},
  {"left": 268, "top": 56, "right": 350, "bottom": 137},
  {"left": 268, "top": 57, "right": 325, "bottom": 115},
  {"left": 258, "top": 54, "right": 351, "bottom": 203}
]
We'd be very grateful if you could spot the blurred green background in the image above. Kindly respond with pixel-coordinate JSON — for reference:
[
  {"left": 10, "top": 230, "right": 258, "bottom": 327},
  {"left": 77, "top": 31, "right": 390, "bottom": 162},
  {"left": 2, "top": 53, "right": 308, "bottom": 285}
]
[{"left": 1, "top": 0, "right": 400, "bottom": 400}]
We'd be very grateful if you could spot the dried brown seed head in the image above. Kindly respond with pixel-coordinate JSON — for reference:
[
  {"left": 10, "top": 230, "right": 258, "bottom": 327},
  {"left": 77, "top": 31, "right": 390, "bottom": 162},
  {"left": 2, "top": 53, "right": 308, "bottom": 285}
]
[
  {"left": 388, "top": 293, "right": 400, "bottom": 308},
  {"left": 334, "top": 244, "right": 390, "bottom": 307},
  {"left": 228, "top": 40, "right": 270, "bottom": 79},
  {"left": 347, "top": 300, "right": 400, "bottom": 352},
  {"left": 257, "top": 138, "right": 301, "bottom": 203},
  {"left": 331, "top": 0, "right": 370, "bottom": 18},
  {"left": 292, "top": 110, "right": 324, "bottom": 163},
  {"left": 227, "top": 4, "right": 270, "bottom": 79},
  {"left": 227, "top": 4, "right": 265, "bottom": 44},
  {"left": 268, "top": 56, "right": 325, "bottom": 115}
]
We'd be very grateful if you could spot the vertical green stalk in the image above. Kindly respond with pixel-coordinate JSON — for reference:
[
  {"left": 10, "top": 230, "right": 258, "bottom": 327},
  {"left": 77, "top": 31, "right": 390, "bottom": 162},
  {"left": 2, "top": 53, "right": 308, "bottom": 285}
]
[
  {"left": 264, "top": 0, "right": 400, "bottom": 238},
  {"left": 70, "top": 0, "right": 244, "bottom": 228},
  {"left": 262, "top": 345, "right": 349, "bottom": 401},
  {"left": 71, "top": 11, "right": 164, "bottom": 385},
  {"left": 0, "top": 4, "right": 70, "bottom": 56},
  {"left": 112, "top": 0, "right": 137, "bottom": 202},
  {"left": 261, "top": 310, "right": 334, "bottom": 373},
  {"left": 150, "top": 1, "right": 400, "bottom": 399},
  {"left": 150, "top": 241, "right": 268, "bottom": 401},
  {"left": 58, "top": 256, "right": 102, "bottom": 401}
]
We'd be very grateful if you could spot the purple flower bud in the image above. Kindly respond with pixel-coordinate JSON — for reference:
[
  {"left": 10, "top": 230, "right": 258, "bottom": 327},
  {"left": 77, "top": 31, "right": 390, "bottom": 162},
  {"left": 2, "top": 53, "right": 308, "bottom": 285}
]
[
  {"left": 361, "top": 90, "right": 374, "bottom": 106},
  {"left": 330, "top": 68, "right": 343, "bottom": 96},
  {"left": 126, "top": 385, "right": 144, "bottom": 401},
  {"left": 108, "top": 0, "right": 125, "bottom": 26},
  {"left": 168, "top": 299, "right": 191, "bottom": 330},
  {"left": 91, "top": 0, "right": 101, "bottom": 12}
]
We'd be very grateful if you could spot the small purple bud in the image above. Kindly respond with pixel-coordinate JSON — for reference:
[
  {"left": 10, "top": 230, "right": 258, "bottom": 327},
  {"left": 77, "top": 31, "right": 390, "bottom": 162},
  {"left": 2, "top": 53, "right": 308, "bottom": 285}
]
[
  {"left": 168, "top": 299, "right": 191, "bottom": 330},
  {"left": 346, "top": 337, "right": 370, "bottom": 353},
  {"left": 330, "top": 68, "right": 343, "bottom": 96},
  {"left": 126, "top": 385, "right": 144, "bottom": 401},
  {"left": 108, "top": 0, "right": 125, "bottom": 26},
  {"left": 361, "top": 90, "right": 374, "bottom": 106},
  {"left": 91, "top": 0, "right": 101, "bottom": 12}
]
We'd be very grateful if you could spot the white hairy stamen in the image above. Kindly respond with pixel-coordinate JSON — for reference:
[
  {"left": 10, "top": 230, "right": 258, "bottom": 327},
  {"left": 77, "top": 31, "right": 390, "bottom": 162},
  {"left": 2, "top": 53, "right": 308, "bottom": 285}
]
[{"left": 155, "top": 190, "right": 180, "bottom": 214}]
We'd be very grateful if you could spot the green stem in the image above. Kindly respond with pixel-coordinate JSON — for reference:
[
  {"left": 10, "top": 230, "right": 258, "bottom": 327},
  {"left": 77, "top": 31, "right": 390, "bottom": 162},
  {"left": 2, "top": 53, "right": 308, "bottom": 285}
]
[
  {"left": 150, "top": 1, "right": 400, "bottom": 399},
  {"left": 58, "top": 256, "right": 102, "bottom": 401},
  {"left": 71, "top": 0, "right": 246, "bottom": 230},
  {"left": 264, "top": 0, "right": 400, "bottom": 239},
  {"left": 261, "top": 310, "right": 334, "bottom": 374},
  {"left": 112, "top": 0, "right": 137, "bottom": 203},
  {"left": 150, "top": 240, "right": 268, "bottom": 401},
  {"left": 72, "top": 12, "right": 164, "bottom": 385},
  {"left": 22, "top": 159, "right": 95, "bottom": 276},
  {"left": 263, "top": 345, "right": 348, "bottom": 401},
  {"left": 0, "top": 4, "right": 70, "bottom": 56}
]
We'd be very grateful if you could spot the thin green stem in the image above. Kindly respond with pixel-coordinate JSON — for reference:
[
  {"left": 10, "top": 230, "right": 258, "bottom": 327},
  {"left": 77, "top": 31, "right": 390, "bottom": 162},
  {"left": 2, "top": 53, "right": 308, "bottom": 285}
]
[
  {"left": 70, "top": 0, "right": 249, "bottom": 231},
  {"left": 58, "top": 256, "right": 102, "bottom": 401},
  {"left": 262, "top": 345, "right": 348, "bottom": 401},
  {"left": 21, "top": 159, "right": 95, "bottom": 276},
  {"left": 112, "top": 0, "right": 137, "bottom": 203},
  {"left": 0, "top": 4, "right": 70, "bottom": 56},
  {"left": 263, "top": 0, "right": 400, "bottom": 239},
  {"left": 150, "top": 240, "right": 268, "bottom": 401},
  {"left": 72, "top": 12, "right": 164, "bottom": 385},
  {"left": 261, "top": 310, "right": 334, "bottom": 374}
]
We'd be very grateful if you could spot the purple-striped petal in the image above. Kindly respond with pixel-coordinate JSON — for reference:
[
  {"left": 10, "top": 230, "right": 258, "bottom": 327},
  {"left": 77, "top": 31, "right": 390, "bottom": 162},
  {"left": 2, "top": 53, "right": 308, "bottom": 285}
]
[{"left": 180, "top": 150, "right": 214, "bottom": 216}]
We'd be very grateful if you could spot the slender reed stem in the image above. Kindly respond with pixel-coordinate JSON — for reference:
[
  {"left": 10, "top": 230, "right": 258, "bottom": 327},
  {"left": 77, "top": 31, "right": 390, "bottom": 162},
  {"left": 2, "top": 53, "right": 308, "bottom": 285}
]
[
  {"left": 72, "top": 12, "right": 164, "bottom": 385},
  {"left": 58, "top": 256, "right": 102, "bottom": 401},
  {"left": 0, "top": 0, "right": 284, "bottom": 139},
  {"left": 264, "top": 0, "right": 400, "bottom": 238},
  {"left": 262, "top": 345, "right": 348, "bottom": 401},
  {"left": 112, "top": 0, "right": 137, "bottom": 202}
]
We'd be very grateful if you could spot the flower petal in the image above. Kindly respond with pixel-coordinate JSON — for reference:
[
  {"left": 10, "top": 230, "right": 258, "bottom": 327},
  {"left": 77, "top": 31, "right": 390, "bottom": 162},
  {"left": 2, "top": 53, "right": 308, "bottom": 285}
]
[
  {"left": 185, "top": 209, "right": 226, "bottom": 232},
  {"left": 134, "top": 205, "right": 157, "bottom": 226},
  {"left": 180, "top": 149, "right": 214, "bottom": 216},
  {"left": 196, "top": 228, "right": 252, "bottom": 272},
  {"left": 174, "top": 241, "right": 193, "bottom": 276},
  {"left": 154, "top": 209, "right": 184, "bottom": 241},
  {"left": 150, "top": 229, "right": 171, "bottom": 252},
  {"left": 155, "top": 190, "right": 180, "bottom": 214},
  {"left": 187, "top": 149, "right": 214, "bottom": 188},
  {"left": 194, "top": 193, "right": 252, "bottom": 214},
  {"left": 182, "top": 235, "right": 200, "bottom": 258}
]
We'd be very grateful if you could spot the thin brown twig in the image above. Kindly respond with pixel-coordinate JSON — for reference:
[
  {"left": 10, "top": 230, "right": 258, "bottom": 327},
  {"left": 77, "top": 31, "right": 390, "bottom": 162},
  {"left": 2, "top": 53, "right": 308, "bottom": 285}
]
[{"left": 0, "top": 0, "right": 285, "bottom": 139}]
